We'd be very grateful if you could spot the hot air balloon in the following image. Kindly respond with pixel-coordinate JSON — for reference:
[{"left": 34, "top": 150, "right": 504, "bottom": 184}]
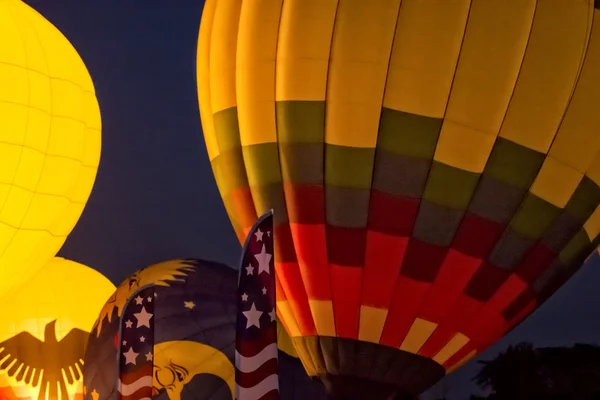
[
  {"left": 0, "top": 0, "right": 102, "bottom": 298},
  {"left": 0, "top": 257, "right": 115, "bottom": 400},
  {"left": 83, "top": 258, "right": 324, "bottom": 400},
  {"left": 197, "top": 1, "right": 600, "bottom": 398}
]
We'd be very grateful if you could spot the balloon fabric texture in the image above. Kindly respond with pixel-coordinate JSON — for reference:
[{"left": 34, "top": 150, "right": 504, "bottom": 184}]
[
  {"left": 0, "top": 0, "right": 102, "bottom": 297},
  {"left": 197, "top": 0, "right": 600, "bottom": 398},
  {"left": 83, "top": 258, "right": 324, "bottom": 400},
  {"left": 0, "top": 257, "right": 116, "bottom": 400}
]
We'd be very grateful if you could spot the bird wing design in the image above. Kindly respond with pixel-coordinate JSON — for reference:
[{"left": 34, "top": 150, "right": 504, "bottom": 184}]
[
  {"left": 57, "top": 328, "right": 89, "bottom": 385},
  {"left": 0, "top": 331, "right": 46, "bottom": 385}
]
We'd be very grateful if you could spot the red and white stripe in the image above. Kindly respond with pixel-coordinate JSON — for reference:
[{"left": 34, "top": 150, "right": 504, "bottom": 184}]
[
  {"left": 235, "top": 340, "right": 279, "bottom": 400},
  {"left": 118, "top": 364, "right": 153, "bottom": 400}
]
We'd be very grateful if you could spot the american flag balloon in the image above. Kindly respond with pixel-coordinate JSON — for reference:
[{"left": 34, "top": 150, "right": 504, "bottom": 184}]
[
  {"left": 116, "top": 286, "right": 156, "bottom": 400},
  {"left": 235, "top": 210, "right": 279, "bottom": 400}
]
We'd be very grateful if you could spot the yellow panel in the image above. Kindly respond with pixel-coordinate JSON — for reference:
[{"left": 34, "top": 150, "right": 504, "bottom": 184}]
[
  {"left": 432, "top": 332, "right": 470, "bottom": 365},
  {"left": 277, "top": 300, "right": 302, "bottom": 337},
  {"left": 308, "top": 299, "right": 336, "bottom": 336},
  {"left": 530, "top": 156, "right": 583, "bottom": 208},
  {"left": 434, "top": 120, "right": 496, "bottom": 173},
  {"left": 276, "top": 0, "right": 338, "bottom": 101},
  {"left": 443, "top": 0, "right": 536, "bottom": 136},
  {"left": 325, "top": 0, "right": 401, "bottom": 148},
  {"left": 358, "top": 305, "right": 388, "bottom": 343},
  {"left": 0, "top": 0, "right": 101, "bottom": 298},
  {"left": 548, "top": 12, "right": 600, "bottom": 173},
  {"left": 383, "top": 0, "right": 471, "bottom": 118},
  {"left": 584, "top": 205, "right": 600, "bottom": 240},
  {"left": 197, "top": 0, "right": 220, "bottom": 161},
  {"left": 446, "top": 349, "right": 477, "bottom": 374},
  {"left": 499, "top": 0, "right": 593, "bottom": 153},
  {"left": 399, "top": 318, "right": 437, "bottom": 354},
  {"left": 209, "top": 0, "right": 242, "bottom": 113},
  {"left": 236, "top": 0, "right": 283, "bottom": 146}
]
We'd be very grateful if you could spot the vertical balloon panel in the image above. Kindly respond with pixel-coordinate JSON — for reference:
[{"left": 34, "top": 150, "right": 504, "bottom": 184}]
[{"left": 0, "top": 0, "right": 101, "bottom": 298}]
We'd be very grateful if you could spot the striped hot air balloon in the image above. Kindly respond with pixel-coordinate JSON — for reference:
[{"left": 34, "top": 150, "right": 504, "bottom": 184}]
[{"left": 197, "top": 0, "right": 600, "bottom": 399}]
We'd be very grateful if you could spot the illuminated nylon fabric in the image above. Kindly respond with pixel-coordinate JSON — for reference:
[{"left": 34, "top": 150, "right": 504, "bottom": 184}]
[
  {"left": 83, "top": 259, "right": 324, "bottom": 400},
  {"left": 0, "top": 258, "right": 115, "bottom": 400},
  {"left": 197, "top": 0, "right": 600, "bottom": 397},
  {"left": 0, "top": 0, "right": 102, "bottom": 297}
]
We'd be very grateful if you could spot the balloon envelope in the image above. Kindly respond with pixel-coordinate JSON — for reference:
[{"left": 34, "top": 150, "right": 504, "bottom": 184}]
[
  {"left": 197, "top": 1, "right": 600, "bottom": 398},
  {"left": 83, "top": 258, "right": 324, "bottom": 400},
  {"left": 0, "top": 0, "right": 102, "bottom": 298},
  {"left": 0, "top": 257, "right": 115, "bottom": 400}
]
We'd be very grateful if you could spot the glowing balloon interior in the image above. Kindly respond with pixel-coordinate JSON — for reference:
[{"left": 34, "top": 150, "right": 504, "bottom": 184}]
[
  {"left": 0, "top": 258, "right": 116, "bottom": 400},
  {"left": 0, "top": 0, "right": 102, "bottom": 298},
  {"left": 197, "top": 0, "right": 600, "bottom": 398}
]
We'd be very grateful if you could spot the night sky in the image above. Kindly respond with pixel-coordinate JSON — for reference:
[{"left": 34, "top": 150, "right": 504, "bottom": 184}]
[{"left": 25, "top": 1, "right": 600, "bottom": 398}]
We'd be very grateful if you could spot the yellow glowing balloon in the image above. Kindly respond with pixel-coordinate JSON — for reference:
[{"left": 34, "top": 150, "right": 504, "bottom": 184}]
[
  {"left": 0, "top": 257, "right": 115, "bottom": 400},
  {"left": 0, "top": 0, "right": 102, "bottom": 297}
]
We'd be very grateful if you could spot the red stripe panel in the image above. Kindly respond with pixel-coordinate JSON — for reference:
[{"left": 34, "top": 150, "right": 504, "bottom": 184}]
[
  {"left": 290, "top": 223, "right": 331, "bottom": 301},
  {"left": 237, "top": 330, "right": 277, "bottom": 357},
  {"left": 236, "top": 358, "right": 279, "bottom": 388},
  {"left": 379, "top": 276, "right": 431, "bottom": 348},
  {"left": 330, "top": 265, "right": 362, "bottom": 339},
  {"left": 418, "top": 249, "right": 481, "bottom": 323},
  {"left": 486, "top": 274, "right": 528, "bottom": 313},
  {"left": 120, "top": 386, "right": 153, "bottom": 400},
  {"left": 276, "top": 262, "right": 317, "bottom": 336},
  {"left": 362, "top": 231, "right": 408, "bottom": 308},
  {"left": 443, "top": 342, "right": 477, "bottom": 370},
  {"left": 417, "top": 294, "right": 482, "bottom": 358},
  {"left": 119, "top": 364, "right": 153, "bottom": 386}
]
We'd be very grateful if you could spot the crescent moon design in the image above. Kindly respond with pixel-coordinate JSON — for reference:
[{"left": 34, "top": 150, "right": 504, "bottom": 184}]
[{"left": 153, "top": 340, "right": 235, "bottom": 400}]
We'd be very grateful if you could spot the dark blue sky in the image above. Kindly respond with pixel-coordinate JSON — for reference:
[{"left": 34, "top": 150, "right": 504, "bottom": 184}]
[{"left": 27, "top": 1, "right": 600, "bottom": 398}]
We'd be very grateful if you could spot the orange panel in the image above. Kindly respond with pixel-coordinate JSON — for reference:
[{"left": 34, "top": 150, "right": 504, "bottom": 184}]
[
  {"left": 330, "top": 264, "right": 363, "bottom": 339},
  {"left": 277, "top": 261, "right": 317, "bottom": 335},
  {"left": 290, "top": 223, "right": 331, "bottom": 301}
]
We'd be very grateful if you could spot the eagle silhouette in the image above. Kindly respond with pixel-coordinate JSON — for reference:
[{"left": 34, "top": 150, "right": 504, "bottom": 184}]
[{"left": 0, "top": 320, "right": 89, "bottom": 400}]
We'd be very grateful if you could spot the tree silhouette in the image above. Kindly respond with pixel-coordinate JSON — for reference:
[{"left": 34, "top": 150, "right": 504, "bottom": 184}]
[{"left": 471, "top": 342, "right": 600, "bottom": 400}]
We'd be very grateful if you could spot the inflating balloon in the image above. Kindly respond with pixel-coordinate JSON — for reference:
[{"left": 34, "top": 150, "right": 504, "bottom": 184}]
[
  {"left": 0, "top": 257, "right": 115, "bottom": 400},
  {"left": 197, "top": 1, "right": 600, "bottom": 398},
  {"left": 0, "top": 0, "right": 102, "bottom": 298},
  {"left": 83, "top": 258, "right": 324, "bottom": 400}
]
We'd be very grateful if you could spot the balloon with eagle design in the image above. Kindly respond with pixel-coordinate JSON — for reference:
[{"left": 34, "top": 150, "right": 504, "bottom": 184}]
[
  {"left": 197, "top": 0, "right": 600, "bottom": 398},
  {"left": 82, "top": 258, "right": 326, "bottom": 400}
]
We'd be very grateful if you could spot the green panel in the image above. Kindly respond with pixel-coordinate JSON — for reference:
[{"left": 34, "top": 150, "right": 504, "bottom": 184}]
[
  {"left": 325, "top": 144, "right": 375, "bottom": 189},
  {"left": 242, "top": 143, "right": 282, "bottom": 187},
  {"left": 484, "top": 137, "right": 545, "bottom": 189},
  {"left": 559, "top": 229, "right": 591, "bottom": 265},
  {"left": 565, "top": 176, "right": 600, "bottom": 222},
  {"left": 212, "top": 107, "right": 242, "bottom": 152},
  {"left": 423, "top": 161, "right": 480, "bottom": 210},
  {"left": 211, "top": 151, "right": 248, "bottom": 195},
  {"left": 510, "top": 193, "right": 561, "bottom": 239},
  {"left": 276, "top": 101, "right": 326, "bottom": 143},
  {"left": 377, "top": 108, "right": 442, "bottom": 159},
  {"left": 249, "top": 182, "right": 289, "bottom": 225}
]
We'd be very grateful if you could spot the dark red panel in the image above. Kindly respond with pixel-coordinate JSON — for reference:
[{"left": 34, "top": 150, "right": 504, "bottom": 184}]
[
  {"left": 362, "top": 231, "right": 408, "bottom": 309},
  {"left": 290, "top": 223, "right": 331, "bottom": 301},
  {"left": 274, "top": 223, "right": 298, "bottom": 263},
  {"left": 452, "top": 212, "right": 505, "bottom": 259},
  {"left": 283, "top": 184, "right": 325, "bottom": 224},
  {"left": 368, "top": 190, "right": 419, "bottom": 236},
  {"left": 515, "top": 242, "right": 555, "bottom": 283},
  {"left": 502, "top": 288, "right": 536, "bottom": 321},
  {"left": 330, "top": 265, "right": 362, "bottom": 339},
  {"left": 400, "top": 239, "right": 447, "bottom": 282},
  {"left": 464, "top": 263, "right": 511, "bottom": 302},
  {"left": 326, "top": 225, "right": 366, "bottom": 266}
]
